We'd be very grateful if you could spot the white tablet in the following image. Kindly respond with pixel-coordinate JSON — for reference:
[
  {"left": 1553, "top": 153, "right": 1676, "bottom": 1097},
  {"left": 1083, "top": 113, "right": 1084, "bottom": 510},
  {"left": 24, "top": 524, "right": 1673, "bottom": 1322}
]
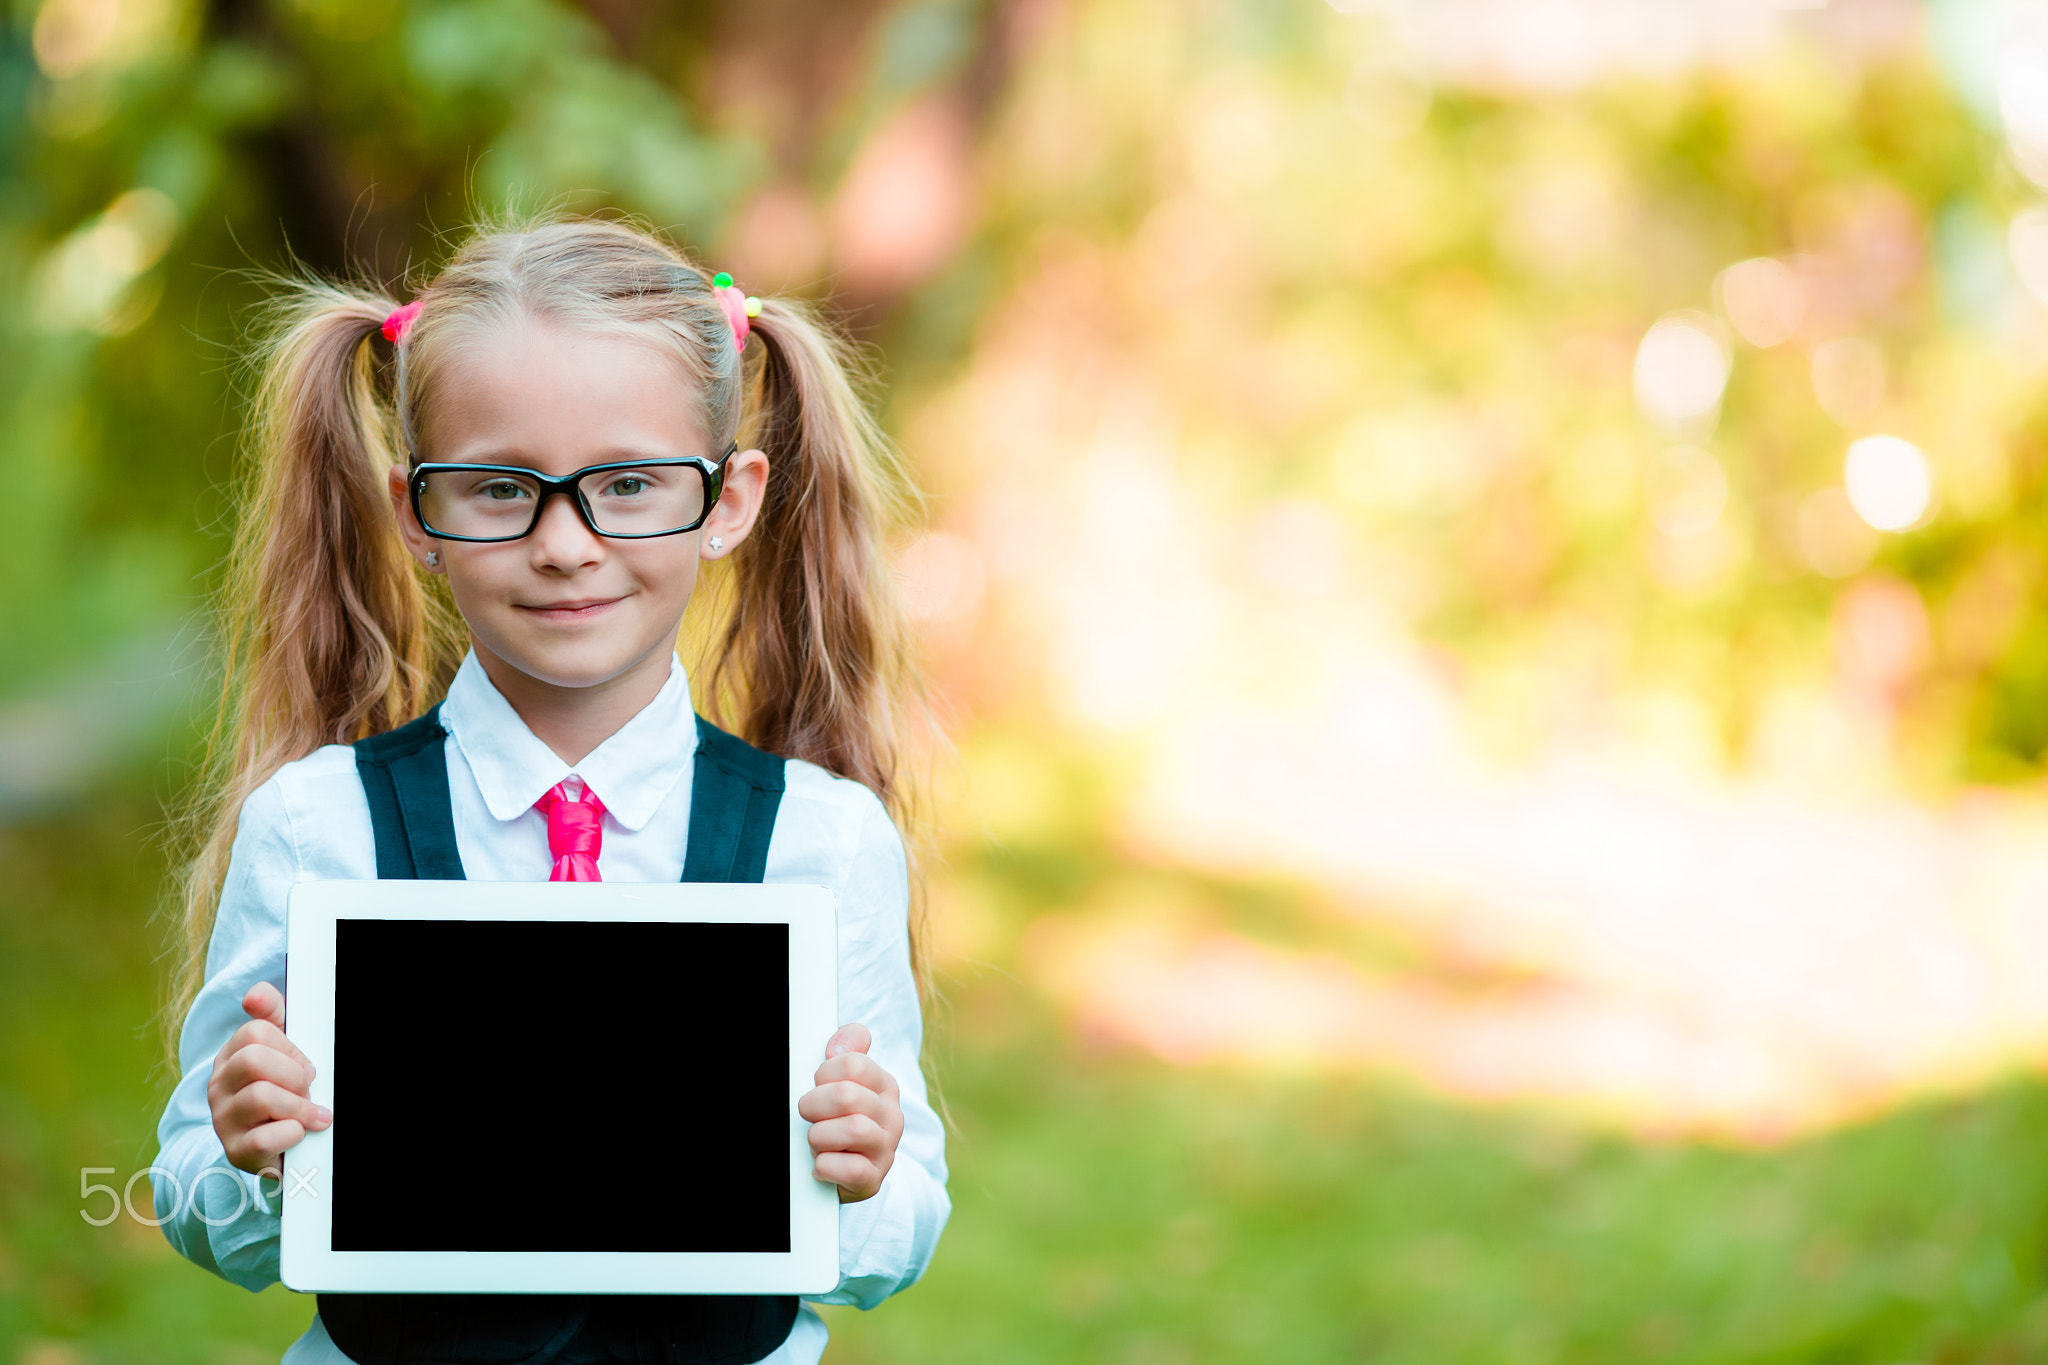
[{"left": 280, "top": 880, "right": 839, "bottom": 1295}]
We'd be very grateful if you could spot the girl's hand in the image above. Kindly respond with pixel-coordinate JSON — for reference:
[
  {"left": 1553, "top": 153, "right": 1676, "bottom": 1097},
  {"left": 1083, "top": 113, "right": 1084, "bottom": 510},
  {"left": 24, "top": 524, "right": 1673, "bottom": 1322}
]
[
  {"left": 207, "top": 982, "right": 332, "bottom": 1176},
  {"left": 798, "top": 1023, "right": 903, "bottom": 1203}
]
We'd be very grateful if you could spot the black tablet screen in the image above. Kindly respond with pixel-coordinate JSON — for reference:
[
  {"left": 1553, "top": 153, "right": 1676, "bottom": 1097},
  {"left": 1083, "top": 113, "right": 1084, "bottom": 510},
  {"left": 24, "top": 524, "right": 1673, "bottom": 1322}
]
[{"left": 329, "top": 918, "right": 790, "bottom": 1252}]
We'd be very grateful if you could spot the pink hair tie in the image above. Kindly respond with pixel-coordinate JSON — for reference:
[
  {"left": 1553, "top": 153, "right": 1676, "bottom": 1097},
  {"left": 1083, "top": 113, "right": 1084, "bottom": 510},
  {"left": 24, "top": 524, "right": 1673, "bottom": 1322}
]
[
  {"left": 710, "top": 271, "right": 759, "bottom": 351},
  {"left": 382, "top": 299, "right": 423, "bottom": 344}
]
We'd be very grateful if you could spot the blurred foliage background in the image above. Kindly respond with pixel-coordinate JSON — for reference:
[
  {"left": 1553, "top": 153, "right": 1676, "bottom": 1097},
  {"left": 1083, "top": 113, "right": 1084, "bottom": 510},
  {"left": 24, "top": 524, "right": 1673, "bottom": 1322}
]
[{"left": 16, "top": 0, "right": 2048, "bottom": 1360}]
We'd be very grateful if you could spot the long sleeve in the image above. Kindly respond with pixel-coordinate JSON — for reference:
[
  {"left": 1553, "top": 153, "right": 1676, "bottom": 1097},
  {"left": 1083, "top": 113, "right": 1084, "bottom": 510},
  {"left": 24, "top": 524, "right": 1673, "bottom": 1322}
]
[
  {"left": 794, "top": 794, "right": 951, "bottom": 1310},
  {"left": 153, "top": 775, "right": 300, "bottom": 1291}
]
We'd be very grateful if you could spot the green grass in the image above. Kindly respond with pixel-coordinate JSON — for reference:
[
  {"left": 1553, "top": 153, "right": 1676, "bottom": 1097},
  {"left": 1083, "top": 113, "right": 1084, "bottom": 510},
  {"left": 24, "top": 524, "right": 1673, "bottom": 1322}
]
[
  {"left": 829, "top": 998, "right": 2048, "bottom": 1364},
  {"left": 7, "top": 770, "right": 2048, "bottom": 1363}
]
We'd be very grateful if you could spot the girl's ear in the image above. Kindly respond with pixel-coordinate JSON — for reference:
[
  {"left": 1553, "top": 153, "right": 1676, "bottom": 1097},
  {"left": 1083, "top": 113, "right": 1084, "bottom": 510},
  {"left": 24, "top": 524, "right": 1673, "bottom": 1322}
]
[
  {"left": 700, "top": 448, "right": 769, "bottom": 559},
  {"left": 387, "top": 464, "right": 440, "bottom": 571}
]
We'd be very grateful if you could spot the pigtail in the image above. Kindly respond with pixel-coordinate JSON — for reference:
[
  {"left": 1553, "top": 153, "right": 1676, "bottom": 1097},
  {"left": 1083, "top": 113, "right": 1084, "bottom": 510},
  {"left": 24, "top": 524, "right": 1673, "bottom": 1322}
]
[
  {"left": 163, "top": 282, "right": 458, "bottom": 1058},
  {"left": 715, "top": 298, "right": 918, "bottom": 813},
  {"left": 714, "top": 297, "right": 931, "bottom": 996}
]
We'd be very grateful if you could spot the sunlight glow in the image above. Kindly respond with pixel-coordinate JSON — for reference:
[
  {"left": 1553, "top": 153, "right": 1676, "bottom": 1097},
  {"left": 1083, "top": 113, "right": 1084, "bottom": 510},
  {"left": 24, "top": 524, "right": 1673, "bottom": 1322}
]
[
  {"left": 908, "top": 0, "right": 2040, "bottom": 1150},
  {"left": 1095, "top": 686, "right": 2048, "bottom": 1143}
]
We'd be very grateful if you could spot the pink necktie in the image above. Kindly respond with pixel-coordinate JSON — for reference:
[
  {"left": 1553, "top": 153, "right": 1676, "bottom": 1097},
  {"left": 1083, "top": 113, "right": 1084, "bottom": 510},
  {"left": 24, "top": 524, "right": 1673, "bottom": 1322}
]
[{"left": 535, "top": 782, "right": 607, "bottom": 881}]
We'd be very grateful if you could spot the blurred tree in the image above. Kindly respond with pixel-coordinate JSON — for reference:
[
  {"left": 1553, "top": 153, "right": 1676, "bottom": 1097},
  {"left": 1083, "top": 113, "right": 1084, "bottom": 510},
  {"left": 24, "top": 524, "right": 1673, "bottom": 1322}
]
[{"left": 0, "top": 0, "right": 1021, "bottom": 697}]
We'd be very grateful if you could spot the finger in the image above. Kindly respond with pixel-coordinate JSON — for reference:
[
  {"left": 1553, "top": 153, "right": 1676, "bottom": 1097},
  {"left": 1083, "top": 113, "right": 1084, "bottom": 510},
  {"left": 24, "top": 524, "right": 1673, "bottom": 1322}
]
[
  {"left": 798, "top": 1080, "right": 895, "bottom": 1125},
  {"left": 229, "top": 1080, "right": 332, "bottom": 1131},
  {"left": 226, "top": 1080, "right": 322, "bottom": 1130},
  {"left": 219, "top": 1044, "right": 316, "bottom": 1097},
  {"left": 227, "top": 1118, "right": 308, "bottom": 1173},
  {"left": 227, "top": 1018, "right": 314, "bottom": 1079},
  {"left": 242, "top": 981, "right": 287, "bottom": 1030},
  {"left": 805, "top": 1114, "right": 890, "bottom": 1158},
  {"left": 811, "top": 1051, "right": 899, "bottom": 1099},
  {"left": 812, "top": 1151, "right": 882, "bottom": 1201},
  {"left": 824, "top": 1023, "right": 871, "bottom": 1059}
]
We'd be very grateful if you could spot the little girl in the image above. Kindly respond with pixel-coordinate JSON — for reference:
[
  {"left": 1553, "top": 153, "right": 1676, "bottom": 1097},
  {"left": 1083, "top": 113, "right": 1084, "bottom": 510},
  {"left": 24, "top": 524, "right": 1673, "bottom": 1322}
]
[{"left": 152, "top": 219, "right": 948, "bottom": 1364}]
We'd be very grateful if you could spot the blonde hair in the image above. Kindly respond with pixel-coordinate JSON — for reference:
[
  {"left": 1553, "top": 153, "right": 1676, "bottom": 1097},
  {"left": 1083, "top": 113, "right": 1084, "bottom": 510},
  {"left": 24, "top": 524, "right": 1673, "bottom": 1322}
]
[{"left": 166, "top": 218, "right": 922, "bottom": 1051}]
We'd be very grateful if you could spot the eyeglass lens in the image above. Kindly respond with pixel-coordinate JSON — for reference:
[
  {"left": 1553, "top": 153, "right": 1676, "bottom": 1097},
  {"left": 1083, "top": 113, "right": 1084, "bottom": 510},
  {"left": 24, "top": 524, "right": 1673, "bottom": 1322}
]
[{"left": 418, "top": 465, "right": 708, "bottom": 539}]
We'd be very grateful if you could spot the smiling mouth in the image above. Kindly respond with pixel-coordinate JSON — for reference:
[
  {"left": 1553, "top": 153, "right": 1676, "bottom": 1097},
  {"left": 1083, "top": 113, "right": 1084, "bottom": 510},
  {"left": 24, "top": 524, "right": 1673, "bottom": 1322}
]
[{"left": 519, "top": 597, "right": 625, "bottom": 621}]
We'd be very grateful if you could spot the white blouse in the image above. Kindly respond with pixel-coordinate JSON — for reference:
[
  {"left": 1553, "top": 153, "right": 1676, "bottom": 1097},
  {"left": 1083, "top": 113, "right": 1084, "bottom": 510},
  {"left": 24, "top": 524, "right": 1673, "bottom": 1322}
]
[{"left": 153, "top": 652, "right": 949, "bottom": 1365}]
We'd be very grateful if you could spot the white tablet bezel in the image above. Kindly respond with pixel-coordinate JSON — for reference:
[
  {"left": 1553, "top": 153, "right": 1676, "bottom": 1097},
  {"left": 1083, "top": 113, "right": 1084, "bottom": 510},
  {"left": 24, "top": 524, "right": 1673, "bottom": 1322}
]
[{"left": 280, "top": 879, "right": 839, "bottom": 1295}]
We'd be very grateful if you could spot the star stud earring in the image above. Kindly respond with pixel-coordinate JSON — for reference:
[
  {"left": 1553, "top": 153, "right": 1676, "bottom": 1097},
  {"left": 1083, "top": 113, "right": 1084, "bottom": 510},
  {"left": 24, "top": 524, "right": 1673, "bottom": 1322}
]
[
  {"left": 708, "top": 536, "right": 724, "bottom": 554},
  {"left": 425, "top": 550, "right": 439, "bottom": 569}
]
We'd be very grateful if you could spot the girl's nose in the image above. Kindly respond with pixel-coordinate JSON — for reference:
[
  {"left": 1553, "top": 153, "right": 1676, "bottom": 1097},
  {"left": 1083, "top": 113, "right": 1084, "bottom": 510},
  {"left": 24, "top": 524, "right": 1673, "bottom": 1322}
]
[{"left": 526, "top": 490, "right": 604, "bottom": 570}]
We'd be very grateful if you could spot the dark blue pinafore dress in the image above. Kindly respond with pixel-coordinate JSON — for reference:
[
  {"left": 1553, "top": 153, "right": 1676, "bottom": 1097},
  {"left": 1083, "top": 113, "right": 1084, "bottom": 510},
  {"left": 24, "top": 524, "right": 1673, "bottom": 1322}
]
[{"left": 316, "top": 706, "right": 801, "bottom": 1365}]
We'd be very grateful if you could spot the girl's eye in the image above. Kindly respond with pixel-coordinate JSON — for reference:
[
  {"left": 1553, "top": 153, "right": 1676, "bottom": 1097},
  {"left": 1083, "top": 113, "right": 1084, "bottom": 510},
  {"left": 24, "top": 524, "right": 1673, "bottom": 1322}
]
[
  {"left": 480, "top": 480, "right": 530, "bottom": 501},
  {"left": 605, "top": 477, "right": 647, "bottom": 497}
]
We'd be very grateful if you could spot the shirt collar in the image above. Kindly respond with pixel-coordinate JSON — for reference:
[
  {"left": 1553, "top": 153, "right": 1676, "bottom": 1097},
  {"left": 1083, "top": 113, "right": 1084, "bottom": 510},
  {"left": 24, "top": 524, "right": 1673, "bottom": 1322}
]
[{"left": 439, "top": 650, "right": 697, "bottom": 832}]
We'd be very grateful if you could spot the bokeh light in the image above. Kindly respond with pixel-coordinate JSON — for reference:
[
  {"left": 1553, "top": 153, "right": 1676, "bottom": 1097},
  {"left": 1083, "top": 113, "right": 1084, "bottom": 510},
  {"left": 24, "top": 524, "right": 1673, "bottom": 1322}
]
[
  {"left": 1633, "top": 313, "right": 1731, "bottom": 430},
  {"left": 1997, "top": 32, "right": 2048, "bottom": 187},
  {"left": 31, "top": 188, "right": 179, "bottom": 334},
  {"left": 1715, "top": 257, "right": 1804, "bottom": 348},
  {"left": 2011, "top": 206, "right": 2048, "bottom": 307},
  {"left": 1844, "top": 435, "right": 1934, "bottom": 532}
]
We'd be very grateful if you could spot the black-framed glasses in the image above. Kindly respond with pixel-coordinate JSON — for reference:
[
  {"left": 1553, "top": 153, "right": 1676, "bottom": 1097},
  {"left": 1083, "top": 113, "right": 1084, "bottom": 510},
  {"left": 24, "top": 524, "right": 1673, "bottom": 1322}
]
[{"left": 410, "top": 443, "right": 735, "bottom": 542}]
